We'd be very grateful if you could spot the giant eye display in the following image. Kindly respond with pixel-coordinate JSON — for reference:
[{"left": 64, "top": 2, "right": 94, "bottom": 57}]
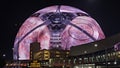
[{"left": 13, "top": 5, "right": 105, "bottom": 60}]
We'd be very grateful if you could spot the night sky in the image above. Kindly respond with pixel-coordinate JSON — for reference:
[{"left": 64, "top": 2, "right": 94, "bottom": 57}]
[{"left": 0, "top": 0, "right": 120, "bottom": 60}]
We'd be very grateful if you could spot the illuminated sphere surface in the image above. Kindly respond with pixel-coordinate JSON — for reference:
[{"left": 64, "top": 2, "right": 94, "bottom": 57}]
[{"left": 14, "top": 5, "right": 105, "bottom": 60}]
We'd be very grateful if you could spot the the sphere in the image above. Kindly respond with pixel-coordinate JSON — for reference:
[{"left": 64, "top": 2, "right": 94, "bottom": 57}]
[{"left": 14, "top": 5, "right": 105, "bottom": 60}]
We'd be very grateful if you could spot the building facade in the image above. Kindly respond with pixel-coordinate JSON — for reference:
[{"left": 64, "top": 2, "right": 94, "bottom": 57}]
[{"left": 5, "top": 33, "right": 120, "bottom": 68}]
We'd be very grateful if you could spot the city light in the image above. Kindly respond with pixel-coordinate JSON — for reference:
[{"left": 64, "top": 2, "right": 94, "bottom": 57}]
[
  {"left": 3, "top": 54, "right": 6, "bottom": 57},
  {"left": 88, "top": 67, "right": 92, "bottom": 68},
  {"left": 94, "top": 44, "right": 98, "bottom": 47},
  {"left": 74, "top": 66, "right": 79, "bottom": 68},
  {"left": 84, "top": 51, "right": 87, "bottom": 54},
  {"left": 114, "top": 61, "right": 117, "bottom": 64},
  {"left": 108, "top": 62, "right": 110, "bottom": 64}
]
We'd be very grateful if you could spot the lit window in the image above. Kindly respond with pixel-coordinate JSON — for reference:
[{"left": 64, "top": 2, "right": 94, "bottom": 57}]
[
  {"left": 108, "top": 53, "right": 110, "bottom": 56},
  {"left": 56, "top": 51, "right": 60, "bottom": 54},
  {"left": 66, "top": 52, "right": 69, "bottom": 54},
  {"left": 56, "top": 55, "right": 60, "bottom": 57},
  {"left": 118, "top": 51, "right": 120, "bottom": 54},
  {"left": 113, "top": 52, "right": 116, "bottom": 56},
  {"left": 6, "top": 64, "right": 9, "bottom": 66}
]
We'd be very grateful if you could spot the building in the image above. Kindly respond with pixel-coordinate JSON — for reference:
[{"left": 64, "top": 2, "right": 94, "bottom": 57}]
[
  {"left": 69, "top": 33, "right": 120, "bottom": 68},
  {"left": 30, "top": 42, "right": 40, "bottom": 60},
  {"left": 30, "top": 48, "right": 70, "bottom": 67},
  {"left": 4, "top": 33, "right": 120, "bottom": 68},
  {"left": 70, "top": 33, "right": 120, "bottom": 56}
]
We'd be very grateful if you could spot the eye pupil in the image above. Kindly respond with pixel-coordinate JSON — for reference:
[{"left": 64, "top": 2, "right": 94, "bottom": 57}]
[{"left": 49, "top": 13, "right": 64, "bottom": 24}]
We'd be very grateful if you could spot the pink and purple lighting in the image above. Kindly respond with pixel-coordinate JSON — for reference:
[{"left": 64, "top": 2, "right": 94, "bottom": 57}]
[{"left": 13, "top": 5, "right": 105, "bottom": 60}]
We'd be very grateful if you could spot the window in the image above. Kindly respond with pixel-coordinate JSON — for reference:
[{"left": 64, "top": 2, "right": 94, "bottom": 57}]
[{"left": 84, "top": 57, "right": 88, "bottom": 63}]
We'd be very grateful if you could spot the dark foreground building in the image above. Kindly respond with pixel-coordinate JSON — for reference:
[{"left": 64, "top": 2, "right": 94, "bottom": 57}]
[
  {"left": 70, "top": 33, "right": 120, "bottom": 68},
  {"left": 3, "top": 33, "right": 120, "bottom": 68}
]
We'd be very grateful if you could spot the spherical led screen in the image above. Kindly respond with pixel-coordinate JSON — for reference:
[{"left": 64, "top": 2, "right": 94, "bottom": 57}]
[{"left": 13, "top": 5, "right": 105, "bottom": 60}]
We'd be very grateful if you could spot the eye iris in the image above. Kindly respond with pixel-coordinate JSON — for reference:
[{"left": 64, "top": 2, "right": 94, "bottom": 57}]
[
  {"left": 47, "top": 13, "right": 66, "bottom": 32},
  {"left": 49, "top": 14, "right": 64, "bottom": 24}
]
